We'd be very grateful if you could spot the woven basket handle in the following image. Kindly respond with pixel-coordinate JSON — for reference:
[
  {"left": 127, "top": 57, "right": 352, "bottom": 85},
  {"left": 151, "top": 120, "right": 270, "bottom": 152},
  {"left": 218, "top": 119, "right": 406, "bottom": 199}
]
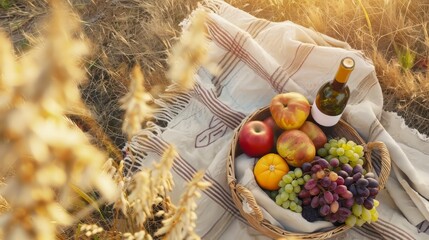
[
  {"left": 236, "top": 184, "right": 264, "bottom": 221},
  {"left": 366, "top": 141, "right": 391, "bottom": 190}
]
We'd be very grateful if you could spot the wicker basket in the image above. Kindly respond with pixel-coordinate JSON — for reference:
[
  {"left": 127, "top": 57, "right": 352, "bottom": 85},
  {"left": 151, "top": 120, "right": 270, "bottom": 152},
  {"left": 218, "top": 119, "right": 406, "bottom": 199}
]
[{"left": 226, "top": 106, "right": 391, "bottom": 239}]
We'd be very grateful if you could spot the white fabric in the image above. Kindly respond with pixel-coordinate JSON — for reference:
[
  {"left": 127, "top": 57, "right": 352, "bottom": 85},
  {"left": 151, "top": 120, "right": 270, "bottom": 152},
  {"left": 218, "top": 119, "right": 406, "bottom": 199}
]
[{"left": 125, "top": 1, "right": 429, "bottom": 239}]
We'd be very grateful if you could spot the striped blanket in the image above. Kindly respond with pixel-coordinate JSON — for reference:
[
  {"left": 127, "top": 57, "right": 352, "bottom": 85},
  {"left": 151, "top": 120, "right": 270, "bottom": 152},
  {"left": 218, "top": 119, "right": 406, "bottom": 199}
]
[{"left": 124, "top": 1, "right": 429, "bottom": 239}]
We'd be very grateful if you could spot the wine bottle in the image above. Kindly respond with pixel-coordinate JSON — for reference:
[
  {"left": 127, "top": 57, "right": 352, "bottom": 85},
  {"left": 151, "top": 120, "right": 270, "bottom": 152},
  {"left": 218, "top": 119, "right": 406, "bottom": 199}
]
[{"left": 311, "top": 57, "right": 355, "bottom": 127}]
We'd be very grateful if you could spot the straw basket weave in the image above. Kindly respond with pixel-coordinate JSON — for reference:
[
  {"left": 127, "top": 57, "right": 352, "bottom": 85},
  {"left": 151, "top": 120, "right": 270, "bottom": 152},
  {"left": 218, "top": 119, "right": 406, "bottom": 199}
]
[{"left": 226, "top": 106, "right": 391, "bottom": 239}]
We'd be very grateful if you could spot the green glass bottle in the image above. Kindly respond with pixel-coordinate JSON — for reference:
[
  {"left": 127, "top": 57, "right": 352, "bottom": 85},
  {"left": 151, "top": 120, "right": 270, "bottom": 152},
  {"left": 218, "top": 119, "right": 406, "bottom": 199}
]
[{"left": 311, "top": 57, "right": 355, "bottom": 127}]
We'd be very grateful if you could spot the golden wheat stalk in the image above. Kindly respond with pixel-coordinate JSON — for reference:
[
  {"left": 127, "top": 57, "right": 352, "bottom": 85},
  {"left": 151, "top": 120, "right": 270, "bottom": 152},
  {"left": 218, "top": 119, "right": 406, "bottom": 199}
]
[
  {"left": 167, "top": 8, "right": 219, "bottom": 90},
  {"left": 155, "top": 171, "right": 211, "bottom": 240},
  {"left": 116, "top": 9, "right": 217, "bottom": 237},
  {"left": 120, "top": 65, "right": 154, "bottom": 139},
  {"left": 151, "top": 145, "right": 176, "bottom": 198},
  {"left": 0, "top": 1, "right": 116, "bottom": 239},
  {"left": 123, "top": 230, "right": 153, "bottom": 240}
]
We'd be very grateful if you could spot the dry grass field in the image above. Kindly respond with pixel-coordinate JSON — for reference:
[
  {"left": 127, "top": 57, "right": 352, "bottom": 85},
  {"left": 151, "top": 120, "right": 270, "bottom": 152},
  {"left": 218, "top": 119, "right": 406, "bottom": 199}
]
[
  {"left": 0, "top": 0, "right": 428, "bottom": 239},
  {"left": 1, "top": 0, "right": 428, "bottom": 147}
]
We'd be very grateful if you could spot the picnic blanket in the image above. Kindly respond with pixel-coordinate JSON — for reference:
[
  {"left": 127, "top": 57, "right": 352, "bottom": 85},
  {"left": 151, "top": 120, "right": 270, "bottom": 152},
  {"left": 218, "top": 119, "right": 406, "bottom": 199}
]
[{"left": 124, "top": 1, "right": 429, "bottom": 239}]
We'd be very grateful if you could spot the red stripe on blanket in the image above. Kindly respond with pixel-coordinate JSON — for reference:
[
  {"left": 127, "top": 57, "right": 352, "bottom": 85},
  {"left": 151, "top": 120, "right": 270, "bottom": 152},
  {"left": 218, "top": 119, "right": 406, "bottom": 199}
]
[
  {"left": 287, "top": 44, "right": 315, "bottom": 79},
  {"left": 193, "top": 82, "right": 245, "bottom": 128},
  {"left": 269, "top": 66, "right": 284, "bottom": 92},
  {"left": 213, "top": 19, "right": 271, "bottom": 95},
  {"left": 269, "top": 43, "right": 299, "bottom": 91},
  {"left": 207, "top": 18, "right": 272, "bottom": 82},
  {"left": 374, "top": 219, "right": 416, "bottom": 240},
  {"left": 269, "top": 43, "right": 316, "bottom": 93},
  {"left": 280, "top": 44, "right": 315, "bottom": 92},
  {"left": 285, "top": 43, "right": 302, "bottom": 70},
  {"left": 149, "top": 139, "right": 248, "bottom": 224},
  {"left": 212, "top": 34, "right": 247, "bottom": 95},
  {"left": 349, "top": 71, "right": 378, "bottom": 105},
  {"left": 355, "top": 224, "right": 383, "bottom": 240}
]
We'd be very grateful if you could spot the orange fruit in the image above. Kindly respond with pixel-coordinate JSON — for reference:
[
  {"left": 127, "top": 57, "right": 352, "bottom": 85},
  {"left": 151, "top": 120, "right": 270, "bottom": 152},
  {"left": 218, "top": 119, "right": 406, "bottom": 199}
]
[{"left": 253, "top": 153, "right": 289, "bottom": 190}]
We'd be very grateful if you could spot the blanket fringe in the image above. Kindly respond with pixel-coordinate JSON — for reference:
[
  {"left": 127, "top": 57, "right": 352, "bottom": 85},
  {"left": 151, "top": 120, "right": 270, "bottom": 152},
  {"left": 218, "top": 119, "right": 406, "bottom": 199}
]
[
  {"left": 152, "top": 84, "right": 192, "bottom": 124},
  {"left": 384, "top": 111, "right": 429, "bottom": 141},
  {"left": 123, "top": 123, "right": 160, "bottom": 176},
  {"left": 200, "top": 0, "right": 225, "bottom": 14},
  {"left": 180, "top": 0, "right": 225, "bottom": 30},
  {"left": 123, "top": 84, "right": 192, "bottom": 175}
]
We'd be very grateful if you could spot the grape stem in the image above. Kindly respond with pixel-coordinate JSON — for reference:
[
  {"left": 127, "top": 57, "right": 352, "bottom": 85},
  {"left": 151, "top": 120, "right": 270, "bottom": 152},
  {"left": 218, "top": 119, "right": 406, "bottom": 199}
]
[{"left": 317, "top": 184, "right": 326, "bottom": 193}]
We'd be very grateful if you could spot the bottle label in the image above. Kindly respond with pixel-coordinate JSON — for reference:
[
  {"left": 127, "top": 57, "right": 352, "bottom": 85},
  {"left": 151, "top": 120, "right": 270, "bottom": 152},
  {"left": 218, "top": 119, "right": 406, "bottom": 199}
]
[{"left": 311, "top": 102, "right": 342, "bottom": 127}]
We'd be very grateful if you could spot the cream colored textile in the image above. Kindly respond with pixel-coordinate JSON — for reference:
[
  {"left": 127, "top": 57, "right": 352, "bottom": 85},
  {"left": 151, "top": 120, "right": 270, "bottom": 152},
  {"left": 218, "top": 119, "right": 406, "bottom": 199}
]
[{"left": 124, "top": 0, "right": 429, "bottom": 239}]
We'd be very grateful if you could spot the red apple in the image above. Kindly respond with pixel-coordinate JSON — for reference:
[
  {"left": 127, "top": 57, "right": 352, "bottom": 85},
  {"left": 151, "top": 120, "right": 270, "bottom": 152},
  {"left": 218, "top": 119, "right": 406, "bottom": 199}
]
[
  {"left": 269, "top": 92, "right": 311, "bottom": 130},
  {"left": 238, "top": 120, "right": 274, "bottom": 157}
]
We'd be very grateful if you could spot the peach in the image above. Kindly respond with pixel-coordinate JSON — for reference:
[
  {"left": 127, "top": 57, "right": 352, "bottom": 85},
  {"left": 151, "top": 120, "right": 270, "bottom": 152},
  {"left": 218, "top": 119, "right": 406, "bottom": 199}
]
[
  {"left": 276, "top": 129, "right": 316, "bottom": 167},
  {"left": 269, "top": 92, "right": 310, "bottom": 130},
  {"left": 299, "top": 121, "right": 328, "bottom": 149}
]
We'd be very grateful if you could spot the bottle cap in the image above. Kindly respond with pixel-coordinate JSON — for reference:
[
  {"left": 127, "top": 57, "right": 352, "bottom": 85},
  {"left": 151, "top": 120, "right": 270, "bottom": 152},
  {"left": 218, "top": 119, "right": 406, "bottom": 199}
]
[
  {"left": 335, "top": 57, "right": 355, "bottom": 83},
  {"left": 342, "top": 57, "right": 355, "bottom": 69}
]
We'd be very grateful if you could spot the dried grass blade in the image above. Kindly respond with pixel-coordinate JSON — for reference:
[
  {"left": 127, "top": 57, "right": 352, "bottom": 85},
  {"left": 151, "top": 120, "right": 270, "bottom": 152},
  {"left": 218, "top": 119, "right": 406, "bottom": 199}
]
[
  {"left": 70, "top": 183, "right": 106, "bottom": 222},
  {"left": 357, "top": 0, "right": 373, "bottom": 38}
]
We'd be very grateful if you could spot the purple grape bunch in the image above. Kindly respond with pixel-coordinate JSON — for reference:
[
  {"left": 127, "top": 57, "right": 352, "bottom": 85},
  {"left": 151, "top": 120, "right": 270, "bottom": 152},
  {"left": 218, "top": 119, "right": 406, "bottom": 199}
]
[
  {"left": 296, "top": 137, "right": 382, "bottom": 227},
  {"left": 337, "top": 163, "right": 380, "bottom": 210},
  {"left": 299, "top": 157, "right": 354, "bottom": 223}
]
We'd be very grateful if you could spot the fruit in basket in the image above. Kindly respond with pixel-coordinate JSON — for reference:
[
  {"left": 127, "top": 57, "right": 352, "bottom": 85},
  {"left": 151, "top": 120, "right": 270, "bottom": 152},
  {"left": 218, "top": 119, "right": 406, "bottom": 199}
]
[
  {"left": 274, "top": 168, "right": 306, "bottom": 213},
  {"left": 300, "top": 157, "right": 355, "bottom": 224},
  {"left": 317, "top": 138, "right": 365, "bottom": 167},
  {"left": 299, "top": 121, "right": 328, "bottom": 149},
  {"left": 239, "top": 120, "right": 274, "bottom": 157},
  {"left": 263, "top": 116, "right": 283, "bottom": 136},
  {"left": 276, "top": 130, "right": 316, "bottom": 167},
  {"left": 298, "top": 153, "right": 381, "bottom": 225},
  {"left": 269, "top": 92, "right": 310, "bottom": 130},
  {"left": 302, "top": 205, "right": 324, "bottom": 222},
  {"left": 345, "top": 200, "right": 379, "bottom": 227},
  {"left": 263, "top": 116, "right": 284, "bottom": 150},
  {"left": 339, "top": 163, "right": 380, "bottom": 208},
  {"left": 253, "top": 153, "right": 289, "bottom": 190}
]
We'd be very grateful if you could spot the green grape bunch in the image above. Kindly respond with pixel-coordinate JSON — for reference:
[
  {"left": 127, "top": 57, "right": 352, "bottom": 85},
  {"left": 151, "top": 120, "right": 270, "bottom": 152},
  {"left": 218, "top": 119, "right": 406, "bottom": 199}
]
[
  {"left": 317, "top": 138, "right": 365, "bottom": 167},
  {"left": 346, "top": 200, "right": 380, "bottom": 227},
  {"left": 270, "top": 168, "right": 309, "bottom": 213}
]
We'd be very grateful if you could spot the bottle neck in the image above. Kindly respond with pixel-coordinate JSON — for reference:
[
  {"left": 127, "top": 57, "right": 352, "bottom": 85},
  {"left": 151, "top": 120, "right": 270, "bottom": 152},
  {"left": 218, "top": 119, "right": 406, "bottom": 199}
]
[
  {"left": 331, "top": 78, "right": 347, "bottom": 91},
  {"left": 332, "top": 59, "right": 352, "bottom": 91}
]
